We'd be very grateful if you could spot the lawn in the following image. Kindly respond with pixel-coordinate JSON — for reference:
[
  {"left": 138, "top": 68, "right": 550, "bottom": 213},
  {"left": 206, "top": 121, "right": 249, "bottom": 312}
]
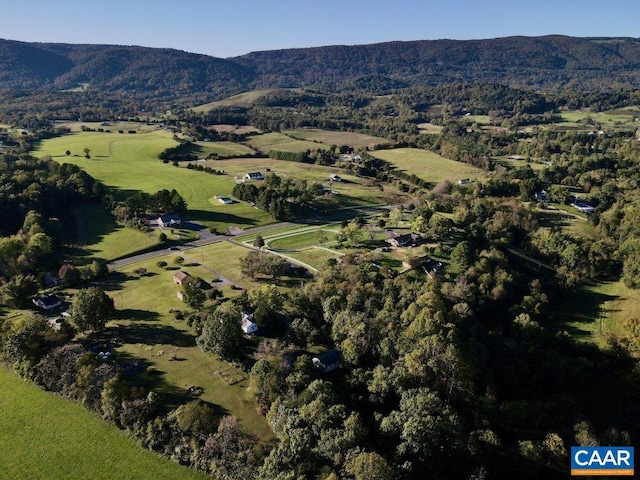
[
  {"left": 370, "top": 148, "right": 486, "bottom": 185},
  {"left": 31, "top": 129, "right": 273, "bottom": 228},
  {"left": 0, "top": 367, "right": 208, "bottom": 480},
  {"left": 267, "top": 227, "right": 338, "bottom": 251},
  {"left": 105, "top": 255, "right": 272, "bottom": 441},
  {"left": 284, "top": 128, "right": 390, "bottom": 149},
  {"left": 246, "top": 132, "right": 329, "bottom": 154}
]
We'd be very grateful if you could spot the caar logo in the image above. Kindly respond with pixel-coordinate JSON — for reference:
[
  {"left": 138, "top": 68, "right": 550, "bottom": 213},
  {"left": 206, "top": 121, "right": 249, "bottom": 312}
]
[{"left": 571, "top": 447, "right": 634, "bottom": 476}]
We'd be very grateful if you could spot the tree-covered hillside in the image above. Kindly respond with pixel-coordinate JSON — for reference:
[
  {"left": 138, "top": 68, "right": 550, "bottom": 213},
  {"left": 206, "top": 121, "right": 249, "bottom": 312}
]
[{"left": 1, "top": 36, "right": 640, "bottom": 106}]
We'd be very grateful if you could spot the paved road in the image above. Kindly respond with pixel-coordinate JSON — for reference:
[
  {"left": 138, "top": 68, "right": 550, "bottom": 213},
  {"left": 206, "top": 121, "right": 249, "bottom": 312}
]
[{"left": 107, "top": 222, "right": 295, "bottom": 270}]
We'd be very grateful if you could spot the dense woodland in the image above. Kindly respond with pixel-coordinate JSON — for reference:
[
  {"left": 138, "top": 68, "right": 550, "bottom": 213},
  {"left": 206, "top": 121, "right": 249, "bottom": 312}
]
[{"left": 1, "top": 38, "right": 640, "bottom": 478}]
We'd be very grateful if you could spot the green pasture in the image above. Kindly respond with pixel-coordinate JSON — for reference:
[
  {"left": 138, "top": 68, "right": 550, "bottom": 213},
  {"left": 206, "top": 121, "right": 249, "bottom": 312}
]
[
  {"left": 0, "top": 368, "right": 208, "bottom": 480},
  {"left": 554, "top": 109, "right": 639, "bottom": 132},
  {"left": 31, "top": 129, "right": 273, "bottom": 227},
  {"left": 286, "top": 248, "right": 343, "bottom": 269},
  {"left": 268, "top": 228, "right": 337, "bottom": 251},
  {"left": 191, "top": 157, "right": 402, "bottom": 206},
  {"left": 284, "top": 128, "right": 390, "bottom": 149},
  {"left": 246, "top": 132, "right": 329, "bottom": 153},
  {"left": 106, "top": 255, "right": 272, "bottom": 441},
  {"left": 194, "top": 140, "right": 256, "bottom": 157},
  {"left": 371, "top": 148, "right": 486, "bottom": 185}
]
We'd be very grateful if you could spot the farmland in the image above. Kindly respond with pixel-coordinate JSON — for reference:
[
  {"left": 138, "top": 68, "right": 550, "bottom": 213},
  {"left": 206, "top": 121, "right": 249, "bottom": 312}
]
[
  {"left": 246, "top": 132, "right": 329, "bottom": 153},
  {"left": 283, "top": 128, "right": 390, "bottom": 150},
  {"left": 31, "top": 129, "right": 273, "bottom": 228},
  {"left": 0, "top": 367, "right": 208, "bottom": 480},
  {"left": 370, "top": 147, "right": 487, "bottom": 184}
]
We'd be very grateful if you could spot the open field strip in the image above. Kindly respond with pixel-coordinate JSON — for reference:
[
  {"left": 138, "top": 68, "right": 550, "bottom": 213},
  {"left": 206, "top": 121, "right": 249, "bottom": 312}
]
[
  {"left": 0, "top": 367, "right": 208, "bottom": 480},
  {"left": 370, "top": 147, "right": 487, "bottom": 184},
  {"left": 245, "top": 132, "right": 330, "bottom": 153},
  {"left": 283, "top": 128, "right": 390, "bottom": 149},
  {"left": 194, "top": 140, "right": 256, "bottom": 157},
  {"left": 191, "top": 88, "right": 302, "bottom": 112}
]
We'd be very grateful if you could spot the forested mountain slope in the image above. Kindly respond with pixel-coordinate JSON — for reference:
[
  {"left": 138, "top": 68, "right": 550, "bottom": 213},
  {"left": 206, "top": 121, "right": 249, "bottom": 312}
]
[{"left": 0, "top": 35, "right": 639, "bottom": 104}]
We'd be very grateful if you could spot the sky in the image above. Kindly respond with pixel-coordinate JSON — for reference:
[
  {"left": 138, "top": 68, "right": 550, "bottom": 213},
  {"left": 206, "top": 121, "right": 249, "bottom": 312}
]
[{"left": 2, "top": 0, "right": 639, "bottom": 58}]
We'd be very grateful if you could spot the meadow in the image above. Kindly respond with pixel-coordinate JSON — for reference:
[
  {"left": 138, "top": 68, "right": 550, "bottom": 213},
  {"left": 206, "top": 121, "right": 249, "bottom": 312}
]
[
  {"left": 246, "top": 132, "right": 329, "bottom": 154},
  {"left": 191, "top": 88, "right": 302, "bottom": 112},
  {"left": 283, "top": 128, "right": 390, "bottom": 149},
  {"left": 370, "top": 147, "right": 487, "bottom": 184},
  {"left": 0, "top": 367, "right": 208, "bottom": 480}
]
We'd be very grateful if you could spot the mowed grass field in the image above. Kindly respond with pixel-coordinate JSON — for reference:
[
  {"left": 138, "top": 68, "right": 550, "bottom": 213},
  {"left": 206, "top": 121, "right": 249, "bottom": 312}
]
[
  {"left": 246, "top": 132, "right": 329, "bottom": 153},
  {"left": 371, "top": 148, "right": 487, "bottom": 184},
  {"left": 284, "top": 128, "right": 390, "bottom": 149},
  {"left": 194, "top": 140, "right": 256, "bottom": 157},
  {"left": 558, "top": 280, "right": 640, "bottom": 346},
  {"left": 31, "top": 129, "right": 273, "bottom": 228},
  {"left": 0, "top": 368, "right": 208, "bottom": 480}
]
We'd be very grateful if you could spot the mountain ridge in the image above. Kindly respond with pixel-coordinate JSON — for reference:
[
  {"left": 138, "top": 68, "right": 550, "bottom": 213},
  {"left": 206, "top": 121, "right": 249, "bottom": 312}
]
[{"left": 1, "top": 35, "right": 639, "bottom": 104}]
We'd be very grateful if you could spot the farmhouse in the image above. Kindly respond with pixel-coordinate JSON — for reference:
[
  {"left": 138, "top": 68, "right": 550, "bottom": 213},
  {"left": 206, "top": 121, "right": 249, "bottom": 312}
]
[
  {"left": 403, "top": 255, "right": 442, "bottom": 274},
  {"left": 173, "top": 271, "right": 190, "bottom": 285},
  {"left": 33, "top": 295, "right": 62, "bottom": 310},
  {"left": 241, "top": 310, "right": 258, "bottom": 334},
  {"left": 329, "top": 173, "right": 342, "bottom": 182},
  {"left": 244, "top": 172, "right": 264, "bottom": 181},
  {"left": 312, "top": 350, "right": 341, "bottom": 373},
  {"left": 157, "top": 214, "right": 182, "bottom": 228},
  {"left": 458, "top": 178, "right": 472, "bottom": 185},
  {"left": 386, "top": 232, "right": 424, "bottom": 248}
]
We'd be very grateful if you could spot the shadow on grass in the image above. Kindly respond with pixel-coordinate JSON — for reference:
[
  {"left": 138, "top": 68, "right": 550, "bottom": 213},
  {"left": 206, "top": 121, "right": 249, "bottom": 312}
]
[
  {"left": 117, "top": 308, "right": 160, "bottom": 322},
  {"left": 555, "top": 282, "right": 620, "bottom": 339},
  {"left": 188, "top": 209, "right": 258, "bottom": 226},
  {"left": 117, "top": 322, "right": 197, "bottom": 348}
]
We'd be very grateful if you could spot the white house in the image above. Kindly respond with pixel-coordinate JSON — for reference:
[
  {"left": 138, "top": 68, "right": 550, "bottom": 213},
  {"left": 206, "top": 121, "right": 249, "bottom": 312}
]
[
  {"left": 329, "top": 174, "right": 342, "bottom": 182},
  {"left": 244, "top": 172, "right": 264, "bottom": 181},
  {"left": 33, "top": 295, "right": 62, "bottom": 310},
  {"left": 241, "top": 310, "right": 258, "bottom": 334}
]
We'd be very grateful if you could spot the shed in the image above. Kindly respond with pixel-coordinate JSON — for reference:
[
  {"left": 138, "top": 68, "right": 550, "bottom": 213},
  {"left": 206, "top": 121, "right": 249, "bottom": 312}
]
[
  {"left": 312, "top": 350, "right": 341, "bottom": 372},
  {"left": 173, "top": 271, "right": 190, "bottom": 285}
]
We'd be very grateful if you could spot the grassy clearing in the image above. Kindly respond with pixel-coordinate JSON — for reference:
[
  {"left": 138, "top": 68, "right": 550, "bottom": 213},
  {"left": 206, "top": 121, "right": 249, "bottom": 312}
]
[
  {"left": 192, "top": 88, "right": 302, "bottom": 112},
  {"left": 31, "top": 129, "right": 273, "bottom": 228},
  {"left": 246, "top": 132, "right": 329, "bottom": 153},
  {"left": 495, "top": 157, "right": 548, "bottom": 171},
  {"left": 371, "top": 148, "right": 486, "bottom": 184},
  {"left": 417, "top": 123, "right": 444, "bottom": 134},
  {"left": 0, "top": 367, "right": 208, "bottom": 480},
  {"left": 210, "top": 124, "right": 261, "bottom": 134},
  {"left": 106, "top": 256, "right": 272, "bottom": 441},
  {"left": 557, "top": 280, "right": 640, "bottom": 346},
  {"left": 284, "top": 128, "right": 390, "bottom": 149}
]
